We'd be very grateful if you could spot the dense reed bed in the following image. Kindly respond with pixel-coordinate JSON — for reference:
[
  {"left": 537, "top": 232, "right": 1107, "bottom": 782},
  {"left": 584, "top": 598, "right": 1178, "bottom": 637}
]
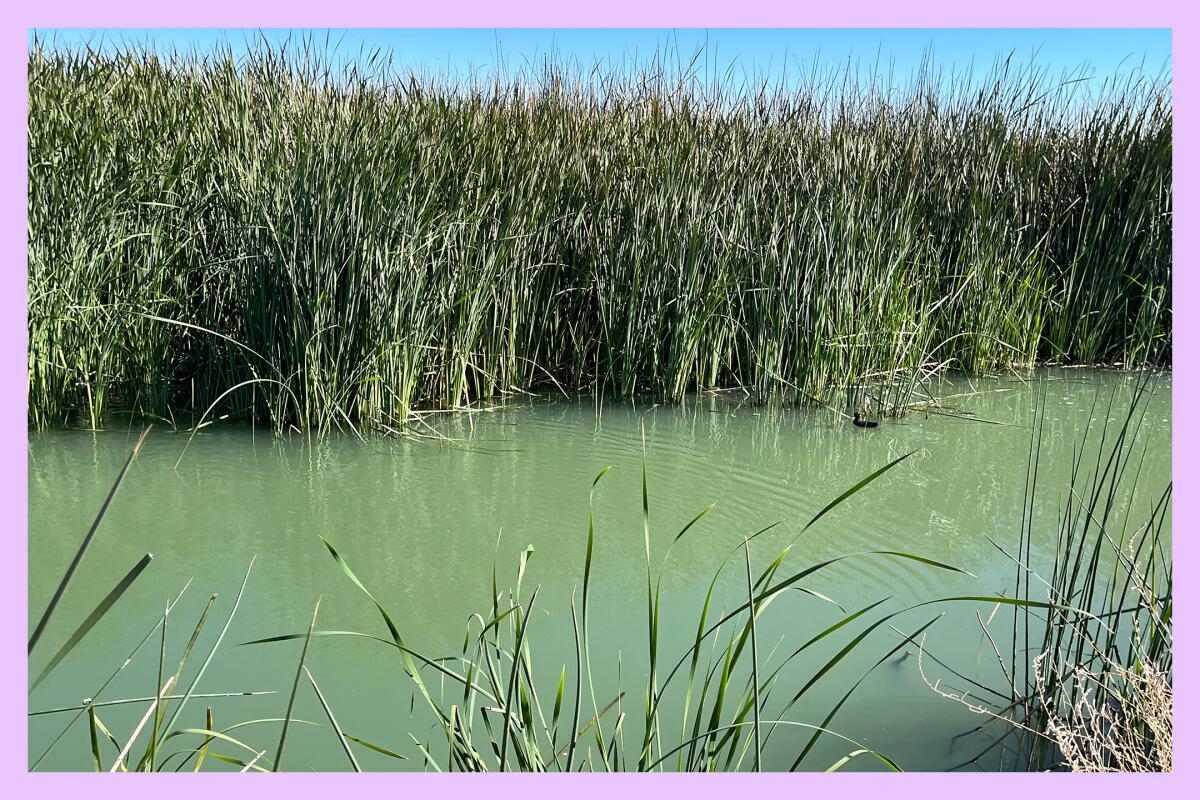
[{"left": 28, "top": 41, "right": 1171, "bottom": 433}]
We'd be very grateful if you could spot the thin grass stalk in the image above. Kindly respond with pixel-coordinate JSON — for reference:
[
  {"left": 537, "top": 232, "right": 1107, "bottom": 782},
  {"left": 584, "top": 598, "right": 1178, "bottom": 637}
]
[{"left": 274, "top": 597, "right": 320, "bottom": 771}]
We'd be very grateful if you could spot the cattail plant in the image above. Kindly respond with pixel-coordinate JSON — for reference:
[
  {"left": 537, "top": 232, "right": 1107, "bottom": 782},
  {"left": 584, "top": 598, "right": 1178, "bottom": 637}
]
[{"left": 28, "top": 39, "right": 1171, "bottom": 433}]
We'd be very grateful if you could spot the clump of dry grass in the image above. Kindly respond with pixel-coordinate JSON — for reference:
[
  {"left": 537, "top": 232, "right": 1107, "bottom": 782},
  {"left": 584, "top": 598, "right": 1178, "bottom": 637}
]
[
  {"left": 915, "top": 378, "right": 1171, "bottom": 771},
  {"left": 1035, "top": 655, "right": 1171, "bottom": 772}
]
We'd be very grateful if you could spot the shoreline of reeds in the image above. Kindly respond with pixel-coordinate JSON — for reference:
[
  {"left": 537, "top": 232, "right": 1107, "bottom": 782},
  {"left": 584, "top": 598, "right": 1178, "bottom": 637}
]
[{"left": 28, "top": 41, "right": 1172, "bottom": 435}]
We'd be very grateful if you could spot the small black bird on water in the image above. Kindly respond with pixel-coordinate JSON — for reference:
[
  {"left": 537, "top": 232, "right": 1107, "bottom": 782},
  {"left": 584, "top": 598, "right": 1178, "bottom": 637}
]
[{"left": 852, "top": 413, "right": 878, "bottom": 429}]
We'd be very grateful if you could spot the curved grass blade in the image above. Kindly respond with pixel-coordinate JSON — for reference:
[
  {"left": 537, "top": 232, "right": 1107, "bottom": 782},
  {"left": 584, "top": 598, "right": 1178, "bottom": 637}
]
[
  {"left": 139, "top": 314, "right": 280, "bottom": 379},
  {"left": 167, "top": 718, "right": 321, "bottom": 772},
  {"left": 795, "top": 587, "right": 846, "bottom": 613},
  {"left": 174, "top": 379, "right": 297, "bottom": 469},
  {"left": 165, "top": 728, "right": 278, "bottom": 767},
  {"left": 89, "top": 710, "right": 125, "bottom": 771},
  {"left": 648, "top": 719, "right": 901, "bottom": 772},
  {"left": 827, "top": 749, "right": 880, "bottom": 771}
]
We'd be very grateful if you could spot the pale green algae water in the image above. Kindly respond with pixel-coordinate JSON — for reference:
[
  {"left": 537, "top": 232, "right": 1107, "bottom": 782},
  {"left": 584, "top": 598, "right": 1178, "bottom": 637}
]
[{"left": 28, "top": 369, "right": 1171, "bottom": 771}]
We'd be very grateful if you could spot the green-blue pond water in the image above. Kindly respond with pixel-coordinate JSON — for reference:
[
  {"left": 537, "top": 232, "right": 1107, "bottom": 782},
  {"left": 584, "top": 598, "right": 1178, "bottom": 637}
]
[{"left": 28, "top": 370, "right": 1171, "bottom": 771}]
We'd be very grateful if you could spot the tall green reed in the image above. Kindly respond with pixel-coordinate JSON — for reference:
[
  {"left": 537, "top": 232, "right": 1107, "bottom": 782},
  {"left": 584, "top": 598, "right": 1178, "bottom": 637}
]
[
  {"left": 917, "top": 373, "right": 1171, "bottom": 770},
  {"left": 28, "top": 41, "right": 1171, "bottom": 434}
]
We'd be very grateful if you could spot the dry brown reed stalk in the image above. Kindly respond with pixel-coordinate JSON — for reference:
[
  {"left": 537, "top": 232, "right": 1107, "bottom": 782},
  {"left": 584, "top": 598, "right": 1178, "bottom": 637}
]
[{"left": 1034, "top": 654, "right": 1171, "bottom": 772}]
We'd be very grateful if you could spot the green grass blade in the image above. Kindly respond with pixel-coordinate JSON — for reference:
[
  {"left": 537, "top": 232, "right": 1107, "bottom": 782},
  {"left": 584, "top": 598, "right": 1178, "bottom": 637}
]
[
  {"left": 30, "top": 552, "right": 154, "bottom": 691},
  {"left": 87, "top": 706, "right": 102, "bottom": 772},
  {"left": 743, "top": 537, "right": 761, "bottom": 772},
  {"left": 275, "top": 597, "right": 321, "bottom": 771},
  {"left": 343, "top": 734, "right": 408, "bottom": 761},
  {"left": 304, "top": 666, "right": 361, "bottom": 771},
  {"left": 801, "top": 451, "right": 915, "bottom": 533},
  {"left": 157, "top": 557, "right": 255, "bottom": 738},
  {"left": 29, "top": 426, "right": 151, "bottom": 655},
  {"left": 193, "top": 707, "right": 214, "bottom": 772}
]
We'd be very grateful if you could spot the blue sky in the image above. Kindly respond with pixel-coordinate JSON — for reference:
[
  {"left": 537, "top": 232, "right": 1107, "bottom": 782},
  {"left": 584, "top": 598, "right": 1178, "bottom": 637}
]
[{"left": 31, "top": 28, "right": 1171, "bottom": 89}]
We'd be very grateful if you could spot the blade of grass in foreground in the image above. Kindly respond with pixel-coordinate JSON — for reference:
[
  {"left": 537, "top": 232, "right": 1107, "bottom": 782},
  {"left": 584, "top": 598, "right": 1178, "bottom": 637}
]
[
  {"left": 148, "top": 595, "right": 168, "bottom": 772},
  {"left": 743, "top": 537, "right": 762, "bottom": 772},
  {"left": 801, "top": 451, "right": 915, "bottom": 534},
  {"left": 304, "top": 666, "right": 361, "bottom": 772},
  {"left": 164, "top": 728, "right": 280, "bottom": 768},
  {"left": 648, "top": 719, "right": 901, "bottom": 772},
  {"left": 109, "top": 676, "right": 174, "bottom": 772},
  {"left": 567, "top": 465, "right": 610, "bottom": 772},
  {"left": 87, "top": 706, "right": 102, "bottom": 772},
  {"left": 498, "top": 587, "right": 539, "bottom": 771},
  {"left": 30, "top": 552, "right": 154, "bottom": 690},
  {"left": 138, "top": 593, "right": 218, "bottom": 770},
  {"left": 164, "top": 718, "right": 322, "bottom": 772},
  {"left": 659, "top": 549, "right": 972, "bottom": 693},
  {"left": 88, "top": 710, "right": 125, "bottom": 771},
  {"left": 318, "top": 536, "right": 400, "bottom": 640},
  {"left": 787, "top": 615, "right": 945, "bottom": 770},
  {"left": 156, "top": 557, "right": 256, "bottom": 742},
  {"left": 29, "top": 426, "right": 151, "bottom": 655},
  {"left": 342, "top": 734, "right": 408, "bottom": 762},
  {"left": 29, "top": 579, "right": 192, "bottom": 770},
  {"left": 275, "top": 597, "right": 320, "bottom": 772},
  {"left": 317, "top": 536, "right": 449, "bottom": 728},
  {"left": 194, "top": 708, "right": 215, "bottom": 772}
]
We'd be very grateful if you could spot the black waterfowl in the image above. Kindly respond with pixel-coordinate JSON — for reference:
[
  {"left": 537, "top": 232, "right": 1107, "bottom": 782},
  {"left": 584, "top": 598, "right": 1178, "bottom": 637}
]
[{"left": 852, "top": 413, "right": 878, "bottom": 429}]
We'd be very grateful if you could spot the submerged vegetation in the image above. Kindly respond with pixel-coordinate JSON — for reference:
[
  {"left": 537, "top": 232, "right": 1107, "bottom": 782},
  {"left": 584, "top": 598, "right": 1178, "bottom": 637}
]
[{"left": 28, "top": 40, "right": 1171, "bottom": 434}]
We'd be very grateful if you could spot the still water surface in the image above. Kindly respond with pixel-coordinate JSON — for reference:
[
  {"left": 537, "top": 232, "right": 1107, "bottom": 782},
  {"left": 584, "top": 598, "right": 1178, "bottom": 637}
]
[{"left": 28, "top": 370, "right": 1171, "bottom": 771}]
